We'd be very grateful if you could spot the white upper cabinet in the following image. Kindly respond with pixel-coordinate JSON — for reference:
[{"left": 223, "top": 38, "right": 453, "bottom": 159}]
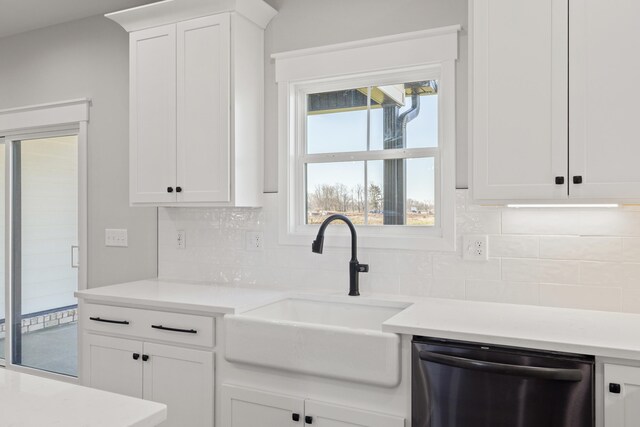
[
  {"left": 107, "top": 0, "right": 276, "bottom": 206},
  {"left": 472, "top": 0, "right": 568, "bottom": 201},
  {"left": 569, "top": 0, "right": 640, "bottom": 200},
  {"left": 176, "top": 14, "right": 231, "bottom": 203},
  {"left": 130, "top": 24, "right": 177, "bottom": 204},
  {"left": 472, "top": 0, "right": 640, "bottom": 202}
]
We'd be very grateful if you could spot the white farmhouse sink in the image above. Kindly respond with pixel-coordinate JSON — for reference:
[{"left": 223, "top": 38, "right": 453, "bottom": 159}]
[{"left": 224, "top": 297, "right": 408, "bottom": 388}]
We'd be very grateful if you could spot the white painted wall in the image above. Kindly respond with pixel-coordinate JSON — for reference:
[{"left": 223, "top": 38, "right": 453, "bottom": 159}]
[
  {"left": 0, "top": 16, "right": 157, "bottom": 290},
  {"left": 262, "top": 0, "right": 469, "bottom": 191}
]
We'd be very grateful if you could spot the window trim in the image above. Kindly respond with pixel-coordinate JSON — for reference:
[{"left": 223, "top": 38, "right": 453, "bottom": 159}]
[{"left": 274, "top": 27, "right": 459, "bottom": 251}]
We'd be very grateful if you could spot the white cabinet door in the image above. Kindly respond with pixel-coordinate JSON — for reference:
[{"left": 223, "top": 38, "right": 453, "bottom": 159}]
[
  {"left": 142, "top": 342, "right": 214, "bottom": 427},
  {"left": 221, "top": 384, "right": 304, "bottom": 427},
  {"left": 305, "top": 400, "right": 404, "bottom": 427},
  {"left": 604, "top": 364, "right": 640, "bottom": 426},
  {"left": 130, "top": 24, "right": 177, "bottom": 203},
  {"left": 472, "top": 0, "right": 568, "bottom": 201},
  {"left": 569, "top": 0, "right": 640, "bottom": 200},
  {"left": 83, "top": 334, "right": 143, "bottom": 398},
  {"left": 176, "top": 14, "right": 231, "bottom": 203}
]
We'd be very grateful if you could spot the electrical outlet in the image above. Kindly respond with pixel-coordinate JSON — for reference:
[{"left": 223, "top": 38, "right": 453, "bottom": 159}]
[
  {"left": 245, "top": 231, "right": 264, "bottom": 251},
  {"left": 105, "top": 229, "right": 128, "bottom": 247},
  {"left": 177, "top": 230, "right": 186, "bottom": 249},
  {"left": 462, "top": 234, "right": 489, "bottom": 261}
]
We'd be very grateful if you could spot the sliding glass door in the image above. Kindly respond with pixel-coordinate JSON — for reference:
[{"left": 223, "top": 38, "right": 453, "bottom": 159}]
[{"left": 1, "top": 134, "right": 80, "bottom": 377}]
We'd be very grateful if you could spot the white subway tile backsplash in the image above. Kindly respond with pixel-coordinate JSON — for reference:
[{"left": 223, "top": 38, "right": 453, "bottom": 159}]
[
  {"left": 502, "top": 210, "right": 581, "bottom": 235},
  {"left": 579, "top": 261, "right": 623, "bottom": 286},
  {"left": 622, "top": 238, "right": 640, "bottom": 262},
  {"left": 157, "top": 190, "right": 640, "bottom": 314},
  {"left": 489, "top": 235, "right": 539, "bottom": 258},
  {"left": 539, "top": 283, "right": 621, "bottom": 312},
  {"left": 539, "top": 260, "right": 581, "bottom": 284},
  {"left": 465, "top": 280, "right": 539, "bottom": 306},
  {"left": 579, "top": 211, "right": 640, "bottom": 236},
  {"left": 501, "top": 258, "right": 540, "bottom": 282}
]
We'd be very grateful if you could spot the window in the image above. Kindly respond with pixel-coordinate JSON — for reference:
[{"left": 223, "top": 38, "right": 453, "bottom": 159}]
[
  {"left": 305, "top": 80, "right": 438, "bottom": 227},
  {"left": 275, "top": 26, "right": 459, "bottom": 250}
]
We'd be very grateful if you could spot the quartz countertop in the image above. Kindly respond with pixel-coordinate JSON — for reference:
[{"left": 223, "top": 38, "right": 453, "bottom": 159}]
[
  {"left": 77, "top": 279, "right": 640, "bottom": 360},
  {"left": 381, "top": 297, "right": 640, "bottom": 360},
  {"left": 0, "top": 369, "right": 166, "bottom": 426},
  {"left": 75, "top": 279, "right": 287, "bottom": 314}
]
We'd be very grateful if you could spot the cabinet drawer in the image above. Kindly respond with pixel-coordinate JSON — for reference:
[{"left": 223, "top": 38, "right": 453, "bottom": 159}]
[{"left": 83, "top": 303, "right": 215, "bottom": 348}]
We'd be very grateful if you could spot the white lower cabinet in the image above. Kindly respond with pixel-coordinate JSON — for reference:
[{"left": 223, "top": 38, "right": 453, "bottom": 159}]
[
  {"left": 604, "top": 364, "right": 640, "bottom": 426},
  {"left": 222, "top": 384, "right": 404, "bottom": 427},
  {"left": 85, "top": 334, "right": 143, "bottom": 398},
  {"left": 84, "top": 333, "right": 214, "bottom": 427}
]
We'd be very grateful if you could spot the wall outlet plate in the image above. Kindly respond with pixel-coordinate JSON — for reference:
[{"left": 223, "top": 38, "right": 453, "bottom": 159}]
[
  {"left": 105, "top": 228, "right": 128, "bottom": 247},
  {"left": 462, "top": 234, "right": 488, "bottom": 261},
  {"left": 245, "top": 231, "right": 264, "bottom": 251},
  {"left": 177, "top": 230, "right": 186, "bottom": 249}
]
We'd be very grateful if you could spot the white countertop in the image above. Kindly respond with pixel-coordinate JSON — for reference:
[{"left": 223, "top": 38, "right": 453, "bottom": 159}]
[
  {"left": 77, "top": 279, "right": 640, "bottom": 360},
  {"left": 382, "top": 298, "right": 640, "bottom": 360},
  {"left": 0, "top": 369, "right": 166, "bottom": 427},
  {"left": 75, "top": 279, "right": 287, "bottom": 314}
]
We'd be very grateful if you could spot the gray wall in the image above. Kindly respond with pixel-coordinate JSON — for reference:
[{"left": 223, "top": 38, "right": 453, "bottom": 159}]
[
  {"left": 263, "top": 0, "right": 469, "bottom": 191},
  {"left": 0, "top": 16, "right": 157, "bottom": 288}
]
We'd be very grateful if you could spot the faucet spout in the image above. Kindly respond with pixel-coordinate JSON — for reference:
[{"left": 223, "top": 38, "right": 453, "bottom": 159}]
[{"left": 311, "top": 214, "right": 368, "bottom": 296}]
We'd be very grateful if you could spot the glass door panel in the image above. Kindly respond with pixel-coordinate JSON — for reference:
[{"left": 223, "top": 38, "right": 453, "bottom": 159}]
[{"left": 12, "top": 135, "right": 78, "bottom": 376}]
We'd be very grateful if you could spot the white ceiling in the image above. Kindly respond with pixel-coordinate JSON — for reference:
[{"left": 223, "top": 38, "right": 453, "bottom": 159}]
[{"left": 0, "top": 0, "right": 161, "bottom": 39}]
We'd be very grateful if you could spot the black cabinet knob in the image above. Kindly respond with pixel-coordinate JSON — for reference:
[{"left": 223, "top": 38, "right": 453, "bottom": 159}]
[
  {"left": 176, "top": 186, "right": 182, "bottom": 193},
  {"left": 132, "top": 353, "right": 140, "bottom": 360},
  {"left": 573, "top": 176, "right": 583, "bottom": 184},
  {"left": 142, "top": 354, "right": 149, "bottom": 362},
  {"left": 555, "top": 176, "right": 565, "bottom": 185},
  {"left": 610, "top": 383, "right": 621, "bottom": 394},
  {"left": 167, "top": 187, "right": 174, "bottom": 193},
  {"left": 292, "top": 413, "right": 300, "bottom": 422},
  {"left": 305, "top": 415, "right": 313, "bottom": 424}
]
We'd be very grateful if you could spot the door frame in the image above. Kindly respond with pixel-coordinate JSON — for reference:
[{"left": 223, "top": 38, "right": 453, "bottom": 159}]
[{"left": 0, "top": 99, "right": 89, "bottom": 383}]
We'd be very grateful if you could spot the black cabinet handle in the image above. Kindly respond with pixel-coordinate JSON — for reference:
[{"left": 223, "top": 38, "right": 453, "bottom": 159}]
[
  {"left": 305, "top": 416, "right": 313, "bottom": 424},
  {"left": 89, "top": 316, "right": 130, "bottom": 325},
  {"left": 555, "top": 176, "right": 565, "bottom": 185},
  {"left": 292, "top": 413, "right": 300, "bottom": 422},
  {"left": 176, "top": 186, "right": 182, "bottom": 193},
  {"left": 573, "top": 176, "right": 583, "bottom": 184},
  {"left": 167, "top": 187, "right": 174, "bottom": 193},
  {"left": 132, "top": 353, "right": 140, "bottom": 360},
  {"left": 142, "top": 354, "right": 149, "bottom": 362},
  {"left": 610, "top": 383, "right": 621, "bottom": 394},
  {"left": 151, "top": 324, "right": 197, "bottom": 334}
]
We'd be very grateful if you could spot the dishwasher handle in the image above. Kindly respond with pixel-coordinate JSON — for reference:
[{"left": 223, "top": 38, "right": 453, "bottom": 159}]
[{"left": 419, "top": 350, "right": 583, "bottom": 382}]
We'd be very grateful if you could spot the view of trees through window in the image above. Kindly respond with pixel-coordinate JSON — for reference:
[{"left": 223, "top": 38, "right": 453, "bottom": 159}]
[{"left": 305, "top": 81, "right": 438, "bottom": 226}]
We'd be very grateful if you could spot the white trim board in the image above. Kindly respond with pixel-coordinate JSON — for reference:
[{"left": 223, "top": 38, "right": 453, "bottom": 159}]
[
  {"left": 273, "top": 26, "right": 461, "bottom": 83},
  {"left": 0, "top": 99, "right": 90, "bottom": 136}
]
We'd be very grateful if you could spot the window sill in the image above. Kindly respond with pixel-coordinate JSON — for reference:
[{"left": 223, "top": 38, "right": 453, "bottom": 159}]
[{"left": 279, "top": 224, "right": 456, "bottom": 252}]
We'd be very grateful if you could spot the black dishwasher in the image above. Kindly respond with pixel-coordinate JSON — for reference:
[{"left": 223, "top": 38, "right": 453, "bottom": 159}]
[{"left": 412, "top": 336, "right": 594, "bottom": 427}]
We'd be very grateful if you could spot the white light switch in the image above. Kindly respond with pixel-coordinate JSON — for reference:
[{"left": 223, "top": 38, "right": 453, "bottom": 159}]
[
  {"left": 245, "top": 231, "right": 264, "bottom": 251},
  {"left": 105, "top": 229, "right": 128, "bottom": 247},
  {"left": 177, "top": 230, "right": 186, "bottom": 249}
]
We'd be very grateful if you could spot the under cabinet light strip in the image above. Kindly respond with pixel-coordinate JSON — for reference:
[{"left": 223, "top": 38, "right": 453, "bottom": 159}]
[{"left": 506, "top": 204, "right": 619, "bottom": 208}]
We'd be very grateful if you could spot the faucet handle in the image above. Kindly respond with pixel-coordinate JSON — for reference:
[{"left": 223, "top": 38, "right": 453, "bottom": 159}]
[{"left": 358, "top": 263, "right": 369, "bottom": 273}]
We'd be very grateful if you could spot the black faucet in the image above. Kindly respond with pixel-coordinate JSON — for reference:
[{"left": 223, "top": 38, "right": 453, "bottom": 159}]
[{"left": 311, "top": 214, "right": 369, "bottom": 296}]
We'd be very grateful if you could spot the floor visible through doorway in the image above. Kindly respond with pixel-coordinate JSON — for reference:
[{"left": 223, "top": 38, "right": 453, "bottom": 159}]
[{"left": 0, "top": 322, "right": 77, "bottom": 377}]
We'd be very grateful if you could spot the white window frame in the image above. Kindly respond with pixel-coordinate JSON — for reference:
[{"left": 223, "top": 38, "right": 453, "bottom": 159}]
[{"left": 274, "top": 26, "right": 460, "bottom": 251}]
